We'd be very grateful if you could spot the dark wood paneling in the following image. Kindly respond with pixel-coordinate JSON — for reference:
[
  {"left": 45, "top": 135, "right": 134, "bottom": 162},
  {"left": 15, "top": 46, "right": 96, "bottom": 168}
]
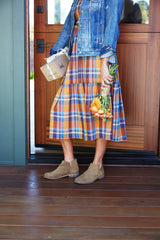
[
  {"left": 118, "top": 43, "right": 146, "bottom": 126},
  {"left": 144, "top": 33, "right": 160, "bottom": 151},
  {"left": 34, "top": 0, "right": 160, "bottom": 154},
  {"left": 159, "top": 99, "right": 160, "bottom": 159}
]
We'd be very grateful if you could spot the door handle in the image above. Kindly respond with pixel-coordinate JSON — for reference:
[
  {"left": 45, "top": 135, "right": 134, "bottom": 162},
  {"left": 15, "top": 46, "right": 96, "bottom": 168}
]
[
  {"left": 37, "top": 39, "right": 52, "bottom": 53},
  {"left": 38, "top": 44, "right": 52, "bottom": 48}
]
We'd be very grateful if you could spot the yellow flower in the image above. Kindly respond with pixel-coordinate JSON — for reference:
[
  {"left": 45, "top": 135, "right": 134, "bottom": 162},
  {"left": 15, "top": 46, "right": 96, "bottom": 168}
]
[{"left": 91, "top": 97, "right": 101, "bottom": 110}]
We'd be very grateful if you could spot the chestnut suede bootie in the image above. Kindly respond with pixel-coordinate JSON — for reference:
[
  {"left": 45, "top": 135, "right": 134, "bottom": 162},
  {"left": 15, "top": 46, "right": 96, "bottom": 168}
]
[
  {"left": 43, "top": 159, "right": 79, "bottom": 179},
  {"left": 74, "top": 163, "right": 104, "bottom": 184}
]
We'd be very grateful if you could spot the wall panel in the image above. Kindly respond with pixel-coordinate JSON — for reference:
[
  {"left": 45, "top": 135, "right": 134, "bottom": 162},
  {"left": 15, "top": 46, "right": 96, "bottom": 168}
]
[{"left": 0, "top": 0, "right": 26, "bottom": 165}]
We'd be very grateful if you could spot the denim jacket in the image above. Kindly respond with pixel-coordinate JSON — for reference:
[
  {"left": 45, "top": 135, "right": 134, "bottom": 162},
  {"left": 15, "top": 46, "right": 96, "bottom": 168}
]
[{"left": 50, "top": 0, "right": 124, "bottom": 63}]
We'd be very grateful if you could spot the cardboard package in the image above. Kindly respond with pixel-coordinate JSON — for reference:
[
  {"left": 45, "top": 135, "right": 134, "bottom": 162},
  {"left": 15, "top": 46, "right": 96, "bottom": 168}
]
[{"left": 40, "top": 47, "right": 69, "bottom": 81}]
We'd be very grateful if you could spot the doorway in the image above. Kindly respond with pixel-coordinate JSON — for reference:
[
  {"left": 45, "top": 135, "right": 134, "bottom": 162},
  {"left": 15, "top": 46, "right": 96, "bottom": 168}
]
[{"left": 28, "top": 0, "right": 160, "bottom": 161}]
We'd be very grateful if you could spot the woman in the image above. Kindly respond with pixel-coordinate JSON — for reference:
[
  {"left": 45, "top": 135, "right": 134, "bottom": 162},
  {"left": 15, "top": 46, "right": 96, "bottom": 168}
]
[{"left": 43, "top": 0, "right": 127, "bottom": 184}]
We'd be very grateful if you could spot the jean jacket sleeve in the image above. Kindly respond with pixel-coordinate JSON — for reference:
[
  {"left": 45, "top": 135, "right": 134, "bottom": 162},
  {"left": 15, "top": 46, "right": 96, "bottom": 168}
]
[
  {"left": 100, "top": 0, "right": 124, "bottom": 60},
  {"left": 50, "top": 9, "right": 73, "bottom": 55}
]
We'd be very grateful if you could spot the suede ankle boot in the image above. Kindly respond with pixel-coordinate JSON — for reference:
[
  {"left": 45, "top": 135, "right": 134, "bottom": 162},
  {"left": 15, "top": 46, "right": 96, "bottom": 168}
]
[
  {"left": 74, "top": 163, "right": 104, "bottom": 184},
  {"left": 43, "top": 159, "right": 79, "bottom": 179}
]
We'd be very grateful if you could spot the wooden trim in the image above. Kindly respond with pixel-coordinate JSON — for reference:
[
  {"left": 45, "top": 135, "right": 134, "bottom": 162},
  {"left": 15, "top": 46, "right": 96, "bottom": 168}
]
[
  {"left": 144, "top": 33, "right": 160, "bottom": 152},
  {"left": 28, "top": 149, "right": 160, "bottom": 165},
  {"left": 26, "top": 0, "right": 30, "bottom": 159},
  {"left": 158, "top": 97, "right": 160, "bottom": 159}
]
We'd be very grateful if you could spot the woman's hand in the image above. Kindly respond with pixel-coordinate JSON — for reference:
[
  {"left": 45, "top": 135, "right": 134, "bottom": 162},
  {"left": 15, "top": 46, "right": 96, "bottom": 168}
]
[{"left": 100, "top": 58, "right": 113, "bottom": 87}]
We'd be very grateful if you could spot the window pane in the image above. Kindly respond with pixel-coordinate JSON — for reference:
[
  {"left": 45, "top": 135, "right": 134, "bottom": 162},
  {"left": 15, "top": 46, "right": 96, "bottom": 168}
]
[
  {"left": 121, "top": 0, "right": 150, "bottom": 24},
  {"left": 47, "top": 0, "right": 73, "bottom": 24},
  {"left": 47, "top": 0, "right": 150, "bottom": 25}
]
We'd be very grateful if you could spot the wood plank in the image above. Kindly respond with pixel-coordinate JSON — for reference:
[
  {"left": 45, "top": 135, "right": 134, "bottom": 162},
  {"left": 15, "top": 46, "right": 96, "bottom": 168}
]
[
  {"left": 1, "top": 188, "right": 160, "bottom": 198},
  {"left": 0, "top": 165, "right": 160, "bottom": 239},
  {"left": 0, "top": 165, "right": 160, "bottom": 176},
  {"left": 1, "top": 175, "right": 160, "bottom": 185},
  {"left": 0, "top": 196, "right": 159, "bottom": 207},
  {"left": 0, "top": 204, "right": 160, "bottom": 217},
  {"left": 0, "top": 226, "right": 160, "bottom": 239},
  {"left": 0, "top": 215, "right": 160, "bottom": 228},
  {"left": 1, "top": 180, "right": 160, "bottom": 191}
]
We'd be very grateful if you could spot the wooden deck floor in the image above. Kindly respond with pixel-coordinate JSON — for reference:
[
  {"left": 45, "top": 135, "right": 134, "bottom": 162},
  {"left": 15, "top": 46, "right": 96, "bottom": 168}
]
[{"left": 0, "top": 164, "right": 160, "bottom": 239}]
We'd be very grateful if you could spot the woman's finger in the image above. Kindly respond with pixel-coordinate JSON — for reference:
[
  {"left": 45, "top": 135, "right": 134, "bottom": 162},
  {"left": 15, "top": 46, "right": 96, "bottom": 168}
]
[
  {"left": 104, "top": 80, "right": 113, "bottom": 85},
  {"left": 107, "top": 75, "right": 113, "bottom": 81},
  {"left": 102, "top": 79, "right": 113, "bottom": 86},
  {"left": 102, "top": 74, "right": 113, "bottom": 82}
]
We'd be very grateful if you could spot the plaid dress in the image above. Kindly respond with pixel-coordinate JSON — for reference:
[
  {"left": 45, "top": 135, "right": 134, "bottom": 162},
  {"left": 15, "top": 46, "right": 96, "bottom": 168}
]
[{"left": 49, "top": 0, "right": 127, "bottom": 142}]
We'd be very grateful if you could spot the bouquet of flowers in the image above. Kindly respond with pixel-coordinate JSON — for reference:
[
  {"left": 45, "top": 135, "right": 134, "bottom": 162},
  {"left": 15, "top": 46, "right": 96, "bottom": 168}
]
[{"left": 90, "top": 64, "right": 118, "bottom": 120}]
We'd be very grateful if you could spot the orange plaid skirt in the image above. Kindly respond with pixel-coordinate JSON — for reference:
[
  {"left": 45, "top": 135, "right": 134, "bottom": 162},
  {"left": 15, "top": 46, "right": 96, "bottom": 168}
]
[{"left": 49, "top": 33, "right": 127, "bottom": 141}]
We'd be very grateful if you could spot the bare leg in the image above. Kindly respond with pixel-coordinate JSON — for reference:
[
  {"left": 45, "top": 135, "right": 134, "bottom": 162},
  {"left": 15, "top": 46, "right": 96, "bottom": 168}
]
[
  {"left": 93, "top": 138, "right": 107, "bottom": 166},
  {"left": 43, "top": 139, "right": 78, "bottom": 179},
  {"left": 60, "top": 139, "right": 75, "bottom": 163},
  {"left": 74, "top": 138, "right": 106, "bottom": 184}
]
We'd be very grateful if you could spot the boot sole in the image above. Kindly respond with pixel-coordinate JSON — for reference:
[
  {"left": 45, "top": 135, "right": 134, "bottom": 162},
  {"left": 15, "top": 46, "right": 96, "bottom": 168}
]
[
  {"left": 69, "top": 172, "right": 79, "bottom": 178},
  {"left": 43, "top": 172, "right": 79, "bottom": 180},
  {"left": 74, "top": 174, "right": 105, "bottom": 184}
]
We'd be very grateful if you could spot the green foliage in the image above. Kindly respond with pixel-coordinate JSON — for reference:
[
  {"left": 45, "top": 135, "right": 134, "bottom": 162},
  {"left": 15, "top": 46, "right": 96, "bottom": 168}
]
[
  {"left": 30, "top": 71, "right": 34, "bottom": 79},
  {"left": 30, "top": 26, "right": 34, "bottom": 41},
  {"left": 137, "top": 0, "right": 149, "bottom": 24},
  {"left": 109, "top": 64, "right": 118, "bottom": 79},
  {"left": 100, "top": 94, "right": 111, "bottom": 111}
]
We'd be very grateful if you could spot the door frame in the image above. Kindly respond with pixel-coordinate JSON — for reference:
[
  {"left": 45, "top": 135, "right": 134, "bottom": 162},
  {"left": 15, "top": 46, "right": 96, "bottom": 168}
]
[
  {"left": 26, "top": 0, "right": 160, "bottom": 160},
  {"left": 26, "top": 0, "right": 31, "bottom": 159}
]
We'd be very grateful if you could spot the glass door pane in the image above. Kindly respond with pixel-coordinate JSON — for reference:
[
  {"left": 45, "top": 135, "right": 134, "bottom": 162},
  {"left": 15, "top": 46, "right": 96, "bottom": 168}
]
[
  {"left": 121, "top": 0, "right": 150, "bottom": 24},
  {"left": 47, "top": 0, "right": 73, "bottom": 24}
]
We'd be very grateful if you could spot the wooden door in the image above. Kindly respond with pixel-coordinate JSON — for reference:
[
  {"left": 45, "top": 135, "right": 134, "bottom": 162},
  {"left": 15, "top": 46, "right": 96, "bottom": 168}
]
[{"left": 34, "top": 0, "right": 160, "bottom": 153}]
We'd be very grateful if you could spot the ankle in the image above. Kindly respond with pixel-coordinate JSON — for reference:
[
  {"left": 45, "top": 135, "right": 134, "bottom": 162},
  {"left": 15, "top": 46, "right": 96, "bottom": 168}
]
[
  {"left": 65, "top": 158, "right": 75, "bottom": 164},
  {"left": 93, "top": 161, "right": 102, "bottom": 169}
]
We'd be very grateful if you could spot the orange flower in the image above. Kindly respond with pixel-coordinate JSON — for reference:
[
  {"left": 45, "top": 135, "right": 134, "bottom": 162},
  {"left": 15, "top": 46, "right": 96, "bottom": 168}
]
[
  {"left": 90, "top": 106, "right": 98, "bottom": 114},
  {"left": 105, "top": 110, "right": 110, "bottom": 115},
  {"left": 108, "top": 115, "right": 113, "bottom": 119},
  {"left": 98, "top": 109, "right": 104, "bottom": 115},
  {"left": 95, "top": 113, "right": 100, "bottom": 118},
  {"left": 99, "top": 114, "right": 104, "bottom": 119}
]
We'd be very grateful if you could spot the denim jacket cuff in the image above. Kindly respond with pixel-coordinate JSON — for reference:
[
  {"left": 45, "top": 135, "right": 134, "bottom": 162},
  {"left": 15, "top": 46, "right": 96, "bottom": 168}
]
[
  {"left": 50, "top": 48, "right": 57, "bottom": 56},
  {"left": 100, "top": 51, "right": 116, "bottom": 64},
  {"left": 100, "top": 51, "right": 113, "bottom": 58},
  {"left": 100, "top": 44, "right": 116, "bottom": 56}
]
